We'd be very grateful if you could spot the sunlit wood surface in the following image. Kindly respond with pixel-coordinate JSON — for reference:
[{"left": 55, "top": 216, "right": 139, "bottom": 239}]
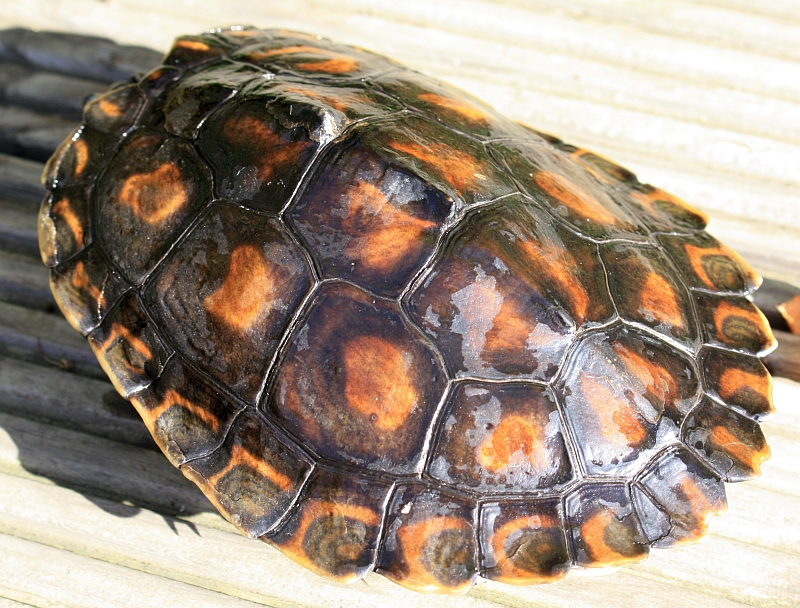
[{"left": 0, "top": 1, "right": 798, "bottom": 606}]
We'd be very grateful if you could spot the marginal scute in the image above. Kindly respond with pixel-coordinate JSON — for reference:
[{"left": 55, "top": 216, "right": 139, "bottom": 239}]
[
  {"left": 42, "top": 126, "right": 112, "bottom": 190},
  {"left": 628, "top": 184, "right": 708, "bottom": 231},
  {"left": 38, "top": 185, "right": 92, "bottom": 267},
  {"left": 96, "top": 129, "right": 212, "bottom": 283},
  {"left": 87, "top": 292, "right": 171, "bottom": 397},
  {"left": 408, "top": 199, "right": 613, "bottom": 381},
  {"left": 658, "top": 232, "right": 761, "bottom": 293},
  {"left": 636, "top": 448, "right": 727, "bottom": 546},
  {"left": 566, "top": 484, "right": 649, "bottom": 567},
  {"left": 600, "top": 243, "right": 698, "bottom": 347},
  {"left": 290, "top": 141, "right": 452, "bottom": 297},
  {"left": 162, "top": 34, "right": 229, "bottom": 68},
  {"left": 181, "top": 409, "right": 312, "bottom": 538},
  {"left": 376, "top": 70, "right": 526, "bottom": 141},
  {"left": 557, "top": 326, "right": 699, "bottom": 477},
  {"left": 428, "top": 382, "right": 572, "bottom": 492},
  {"left": 491, "top": 139, "right": 647, "bottom": 240},
  {"left": 682, "top": 398, "right": 770, "bottom": 481},
  {"left": 694, "top": 293, "right": 777, "bottom": 355},
  {"left": 700, "top": 348, "right": 774, "bottom": 419},
  {"left": 129, "top": 356, "right": 244, "bottom": 465},
  {"left": 231, "top": 33, "right": 390, "bottom": 80},
  {"left": 271, "top": 282, "right": 446, "bottom": 474},
  {"left": 83, "top": 83, "right": 145, "bottom": 136},
  {"left": 49, "top": 245, "right": 129, "bottom": 335},
  {"left": 377, "top": 485, "right": 477, "bottom": 593},
  {"left": 479, "top": 498, "right": 569, "bottom": 584},
  {"left": 267, "top": 468, "right": 391, "bottom": 582},
  {"left": 145, "top": 202, "right": 312, "bottom": 403}
]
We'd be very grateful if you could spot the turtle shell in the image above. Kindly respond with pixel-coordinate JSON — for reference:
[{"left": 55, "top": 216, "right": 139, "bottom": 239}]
[{"left": 39, "top": 26, "right": 777, "bottom": 593}]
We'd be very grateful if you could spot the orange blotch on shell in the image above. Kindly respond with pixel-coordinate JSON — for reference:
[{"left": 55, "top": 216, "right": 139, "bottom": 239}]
[
  {"left": 208, "top": 443, "right": 294, "bottom": 493},
  {"left": 517, "top": 238, "right": 589, "bottom": 323},
  {"left": 579, "top": 374, "right": 648, "bottom": 447},
  {"left": 708, "top": 424, "right": 769, "bottom": 476},
  {"left": 477, "top": 414, "right": 546, "bottom": 473},
  {"left": 580, "top": 508, "right": 644, "bottom": 566},
  {"left": 632, "top": 187, "right": 709, "bottom": 225},
  {"left": 342, "top": 181, "right": 436, "bottom": 273},
  {"left": 277, "top": 500, "right": 381, "bottom": 581},
  {"left": 342, "top": 335, "right": 418, "bottom": 431},
  {"left": 118, "top": 163, "right": 188, "bottom": 225},
  {"left": 296, "top": 57, "right": 358, "bottom": 73},
  {"left": 778, "top": 294, "right": 800, "bottom": 334},
  {"left": 611, "top": 341, "right": 678, "bottom": 409},
  {"left": 135, "top": 387, "right": 221, "bottom": 435},
  {"left": 71, "top": 260, "right": 103, "bottom": 304},
  {"left": 483, "top": 296, "right": 537, "bottom": 355},
  {"left": 416, "top": 93, "right": 488, "bottom": 124},
  {"left": 282, "top": 85, "right": 359, "bottom": 113},
  {"left": 671, "top": 475, "right": 725, "bottom": 543},
  {"left": 569, "top": 149, "right": 619, "bottom": 184},
  {"left": 394, "top": 516, "right": 474, "bottom": 592},
  {"left": 639, "top": 272, "right": 685, "bottom": 329},
  {"left": 718, "top": 367, "right": 773, "bottom": 411},
  {"left": 534, "top": 171, "right": 617, "bottom": 224},
  {"left": 224, "top": 114, "right": 310, "bottom": 182},
  {"left": 204, "top": 245, "right": 278, "bottom": 334},
  {"left": 684, "top": 242, "right": 758, "bottom": 292},
  {"left": 489, "top": 514, "right": 566, "bottom": 584},
  {"left": 387, "top": 140, "right": 487, "bottom": 192},
  {"left": 72, "top": 137, "right": 89, "bottom": 178},
  {"left": 245, "top": 45, "right": 358, "bottom": 73},
  {"left": 712, "top": 300, "right": 775, "bottom": 351},
  {"left": 97, "top": 97, "right": 123, "bottom": 117},
  {"left": 50, "top": 196, "right": 84, "bottom": 246},
  {"left": 91, "top": 322, "right": 154, "bottom": 395},
  {"left": 175, "top": 39, "right": 212, "bottom": 52}
]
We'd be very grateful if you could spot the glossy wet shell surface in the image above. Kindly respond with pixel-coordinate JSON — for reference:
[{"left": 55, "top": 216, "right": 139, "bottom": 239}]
[{"left": 39, "top": 27, "right": 777, "bottom": 594}]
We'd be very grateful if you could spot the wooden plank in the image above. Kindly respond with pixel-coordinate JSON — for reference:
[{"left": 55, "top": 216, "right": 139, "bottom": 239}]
[
  {"left": 0, "top": 154, "right": 46, "bottom": 205},
  {"left": 0, "top": 63, "right": 106, "bottom": 119},
  {"left": 0, "top": 471, "right": 759, "bottom": 608},
  {"left": 0, "top": 410, "right": 213, "bottom": 516},
  {"left": 0, "top": 302, "right": 105, "bottom": 380},
  {"left": 0, "top": 198, "right": 38, "bottom": 258},
  {"left": 0, "top": 27, "right": 163, "bottom": 83},
  {"left": 0, "top": 356, "right": 153, "bottom": 447},
  {"left": 0, "top": 2, "right": 797, "bottom": 606},
  {"left": 0, "top": 531, "right": 268, "bottom": 608},
  {"left": 0, "top": 249, "right": 55, "bottom": 312},
  {"left": 0, "top": 106, "right": 76, "bottom": 163}
]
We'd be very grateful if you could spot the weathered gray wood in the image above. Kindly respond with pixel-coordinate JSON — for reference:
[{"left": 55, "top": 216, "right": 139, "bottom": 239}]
[
  {"left": 0, "top": 27, "right": 163, "bottom": 83},
  {"left": 0, "top": 301, "right": 104, "bottom": 380},
  {"left": 753, "top": 278, "right": 800, "bottom": 333},
  {"left": 0, "top": 471, "right": 761, "bottom": 608},
  {"left": 0, "top": 105, "right": 76, "bottom": 162},
  {"left": 0, "top": 531, "right": 267, "bottom": 608},
  {"left": 766, "top": 330, "right": 800, "bottom": 383},
  {"left": 0, "top": 249, "right": 55, "bottom": 311},
  {"left": 0, "top": 357, "right": 153, "bottom": 448},
  {"left": 0, "top": 154, "right": 45, "bottom": 205},
  {"left": 0, "top": 63, "right": 106, "bottom": 119},
  {"left": 0, "top": 410, "right": 213, "bottom": 516},
  {"left": 0, "top": 197, "right": 38, "bottom": 258}
]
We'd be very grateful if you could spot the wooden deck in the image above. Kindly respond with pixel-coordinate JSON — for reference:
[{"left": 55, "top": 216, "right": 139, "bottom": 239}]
[{"left": 0, "top": 2, "right": 798, "bottom": 606}]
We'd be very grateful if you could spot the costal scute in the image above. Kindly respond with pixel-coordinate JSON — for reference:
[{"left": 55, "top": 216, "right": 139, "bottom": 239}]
[{"left": 38, "top": 26, "right": 776, "bottom": 593}]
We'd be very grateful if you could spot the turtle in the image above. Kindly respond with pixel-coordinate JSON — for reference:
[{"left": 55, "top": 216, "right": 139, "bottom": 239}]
[{"left": 37, "top": 26, "right": 781, "bottom": 593}]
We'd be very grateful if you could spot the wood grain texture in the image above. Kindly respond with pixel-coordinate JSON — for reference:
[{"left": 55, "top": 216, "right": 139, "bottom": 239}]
[{"left": 0, "top": 1, "right": 798, "bottom": 606}]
